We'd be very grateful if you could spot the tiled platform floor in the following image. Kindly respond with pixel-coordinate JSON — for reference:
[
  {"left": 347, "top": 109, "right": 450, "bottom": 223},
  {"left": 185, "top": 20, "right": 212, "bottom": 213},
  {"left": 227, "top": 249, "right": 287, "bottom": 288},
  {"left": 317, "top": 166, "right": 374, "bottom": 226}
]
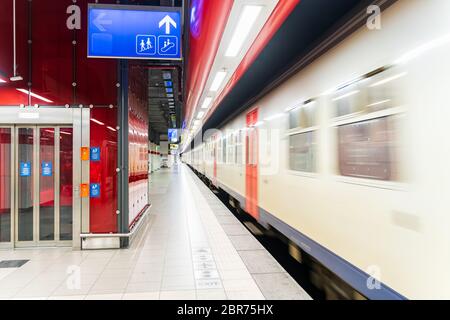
[{"left": 0, "top": 164, "right": 310, "bottom": 300}]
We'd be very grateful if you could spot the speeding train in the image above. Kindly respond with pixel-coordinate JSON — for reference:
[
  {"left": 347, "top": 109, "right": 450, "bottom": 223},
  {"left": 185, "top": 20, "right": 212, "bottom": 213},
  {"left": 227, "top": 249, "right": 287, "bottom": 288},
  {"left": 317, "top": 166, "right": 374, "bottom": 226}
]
[{"left": 183, "top": 0, "right": 450, "bottom": 299}]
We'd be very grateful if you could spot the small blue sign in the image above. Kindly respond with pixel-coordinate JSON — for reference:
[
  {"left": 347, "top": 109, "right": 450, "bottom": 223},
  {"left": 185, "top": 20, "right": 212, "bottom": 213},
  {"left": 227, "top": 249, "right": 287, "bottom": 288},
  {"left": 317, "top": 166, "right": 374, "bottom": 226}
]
[
  {"left": 88, "top": 4, "right": 182, "bottom": 60},
  {"left": 90, "top": 147, "right": 101, "bottom": 162},
  {"left": 42, "top": 162, "right": 53, "bottom": 177},
  {"left": 20, "top": 162, "right": 31, "bottom": 177},
  {"left": 90, "top": 183, "right": 101, "bottom": 198},
  {"left": 168, "top": 128, "right": 178, "bottom": 143}
]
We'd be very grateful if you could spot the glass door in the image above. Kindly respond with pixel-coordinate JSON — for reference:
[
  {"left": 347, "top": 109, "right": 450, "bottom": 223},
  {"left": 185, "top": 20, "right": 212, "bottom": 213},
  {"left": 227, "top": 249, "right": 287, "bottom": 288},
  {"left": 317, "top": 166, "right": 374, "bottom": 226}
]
[
  {"left": 16, "top": 127, "right": 35, "bottom": 244},
  {"left": 0, "top": 127, "right": 13, "bottom": 246},
  {"left": 14, "top": 126, "right": 73, "bottom": 247}
]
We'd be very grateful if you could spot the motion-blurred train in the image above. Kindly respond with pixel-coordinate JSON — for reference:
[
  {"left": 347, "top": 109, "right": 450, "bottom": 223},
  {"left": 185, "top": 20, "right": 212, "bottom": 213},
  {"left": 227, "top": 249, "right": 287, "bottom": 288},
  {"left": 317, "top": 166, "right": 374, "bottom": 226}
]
[{"left": 183, "top": 0, "right": 450, "bottom": 299}]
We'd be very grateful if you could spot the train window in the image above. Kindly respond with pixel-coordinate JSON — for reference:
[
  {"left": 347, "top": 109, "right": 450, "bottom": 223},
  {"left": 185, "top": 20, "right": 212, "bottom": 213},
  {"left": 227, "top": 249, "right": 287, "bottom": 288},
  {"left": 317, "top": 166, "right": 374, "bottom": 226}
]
[
  {"left": 338, "top": 116, "right": 397, "bottom": 181},
  {"left": 227, "top": 134, "right": 235, "bottom": 165},
  {"left": 222, "top": 137, "right": 227, "bottom": 164},
  {"left": 289, "top": 131, "right": 316, "bottom": 172},
  {"left": 289, "top": 100, "right": 316, "bottom": 129},
  {"left": 236, "top": 130, "right": 243, "bottom": 165},
  {"left": 332, "top": 83, "right": 364, "bottom": 117},
  {"left": 366, "top": 70, "right": 406, "bottom": 112}
]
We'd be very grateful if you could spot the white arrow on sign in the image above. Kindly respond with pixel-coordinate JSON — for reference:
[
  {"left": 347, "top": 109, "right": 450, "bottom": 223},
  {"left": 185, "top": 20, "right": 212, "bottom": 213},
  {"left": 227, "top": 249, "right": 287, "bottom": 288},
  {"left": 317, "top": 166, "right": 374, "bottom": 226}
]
[
  {"left": 159, "top": 15, "right": 177, "bottom": 34},
  {"left": 93, "top": 12, "right": 112, "bottom": 32}
]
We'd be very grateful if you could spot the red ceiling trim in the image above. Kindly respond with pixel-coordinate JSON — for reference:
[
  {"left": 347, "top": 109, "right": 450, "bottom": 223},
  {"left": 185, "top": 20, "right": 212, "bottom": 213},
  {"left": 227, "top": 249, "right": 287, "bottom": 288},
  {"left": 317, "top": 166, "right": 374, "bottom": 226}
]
[
  {"left": 204, "top": 0, "right": 300, "bottom": 123},
  {"left": 184, "top": 0, "right": 234, "bottom": 128}
]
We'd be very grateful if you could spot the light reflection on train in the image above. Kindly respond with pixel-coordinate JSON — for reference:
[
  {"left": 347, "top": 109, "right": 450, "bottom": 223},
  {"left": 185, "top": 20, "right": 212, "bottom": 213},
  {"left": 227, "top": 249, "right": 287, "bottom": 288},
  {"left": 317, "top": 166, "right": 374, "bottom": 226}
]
[{"left": 183, "top": 1, "right": 450, "bottom": 299}]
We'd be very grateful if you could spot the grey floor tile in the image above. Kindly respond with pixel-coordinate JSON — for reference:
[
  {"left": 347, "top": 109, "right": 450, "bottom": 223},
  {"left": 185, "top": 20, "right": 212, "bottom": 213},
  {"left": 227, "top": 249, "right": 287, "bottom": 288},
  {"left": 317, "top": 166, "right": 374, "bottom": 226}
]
[
  {"left": 229, "top": 235, "right": 264, "bottom": 251},
  {"left": 216, "top": 216, "right": 240, "bottom": 225},
  {"left": 238, "top": 250, "right": 284, "bottom": 274},
  {"left": 253, "top": 273, "right": 311, "bottom": 300},
  {"left": 221, "top": 224, "right": 249, "bottom": 236}
]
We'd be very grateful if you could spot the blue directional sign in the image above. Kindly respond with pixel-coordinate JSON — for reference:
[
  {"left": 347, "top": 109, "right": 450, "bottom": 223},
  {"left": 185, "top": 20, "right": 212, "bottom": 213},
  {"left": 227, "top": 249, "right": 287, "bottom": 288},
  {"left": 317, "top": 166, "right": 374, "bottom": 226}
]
[
  {"left": 87, "top": 4, "right": 182, "bottom": 60},
  {"left": 90, "top": 183, "right": 101, "bottom": 199},
  {"left": 90, "top": 147, "right": 101, "bottom": 162},
  {"left": 20, "top": 162, "right": 31, "bottom": 177},
  {"left": 42, "top": 162, "right": 53, "bottom": 177}
]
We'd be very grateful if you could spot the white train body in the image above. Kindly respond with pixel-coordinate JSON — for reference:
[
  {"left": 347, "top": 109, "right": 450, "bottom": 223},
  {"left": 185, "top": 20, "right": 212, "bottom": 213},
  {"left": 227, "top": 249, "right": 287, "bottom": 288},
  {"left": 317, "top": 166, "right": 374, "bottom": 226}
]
[{"left": 183, "top": 0, "right": 450, "bottom": 299}]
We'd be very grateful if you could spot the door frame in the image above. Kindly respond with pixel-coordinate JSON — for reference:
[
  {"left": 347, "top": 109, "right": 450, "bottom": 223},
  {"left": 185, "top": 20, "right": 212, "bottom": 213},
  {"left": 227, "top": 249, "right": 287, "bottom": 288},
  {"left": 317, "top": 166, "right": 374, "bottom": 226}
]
[
  {"left": 245, "top": 108, "right": 259, "bottom": 220},
  {"left": 0, "top": 107, "right": 84, "bottom": 249},
  {"left": 0, "top": 125, "right": 14, "bottom": 250}
]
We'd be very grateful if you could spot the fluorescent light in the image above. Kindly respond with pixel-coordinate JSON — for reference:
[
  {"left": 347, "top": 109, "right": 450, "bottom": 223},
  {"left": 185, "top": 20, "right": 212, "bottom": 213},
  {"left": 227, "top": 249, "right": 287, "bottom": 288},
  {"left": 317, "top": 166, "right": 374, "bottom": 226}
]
[
  {"left": 369, "top": 73, "right": 407, "bottom": 87},
  {"left": 332, "top": 90, "right": 359, "bottom": 102},
  {"left": 395, "top": 34, "right": 450, "bottom": 65},
  {"left": 209, "top": 70, "right": 227, "bottom": 92},
  {"left": 367, "top": 99, "right": 391, "bottom": 107},
  {"left": 18, "top": 112, "right": 39, "bottom": 119},
  {"left": 0, "top": 78, "right": 6, "bottom": 83},
  {"left": 90, "top": 118, "right": 105, "bottom": 126},
  {"left": 107, "top": 126, "right": 116, "bottom": 132},
  {"left": 197, "top": 111, "right": 205, "bottom": 119},
  {"left": 225, "top": 5, "right": 263, "bottom": 57},
  {"left": 201, "top": 97, "right": 213, "bottom": 109},
  {"left": 254, "top": 121, "right": 264, "bottom": 127},
  {"left": 264, "top": 113, "right": 283, "bottom": 121},
  {"left": 16, "top": 88, "right": 53, "bottom": 103}
]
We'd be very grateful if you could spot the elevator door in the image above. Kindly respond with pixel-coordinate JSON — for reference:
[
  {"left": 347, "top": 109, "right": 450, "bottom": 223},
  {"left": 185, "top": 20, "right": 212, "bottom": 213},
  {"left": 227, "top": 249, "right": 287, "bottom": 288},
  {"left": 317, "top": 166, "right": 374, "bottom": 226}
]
[{"left": 14, "top": 126, "right": 73, "bottom": 247}]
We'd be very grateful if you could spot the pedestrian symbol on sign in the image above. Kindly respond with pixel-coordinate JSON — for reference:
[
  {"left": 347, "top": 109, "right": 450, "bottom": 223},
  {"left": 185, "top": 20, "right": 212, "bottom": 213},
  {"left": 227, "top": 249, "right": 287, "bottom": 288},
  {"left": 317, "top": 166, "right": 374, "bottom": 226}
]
[{"left": 136, "top": 35, "right": 156, "bottom": 55}]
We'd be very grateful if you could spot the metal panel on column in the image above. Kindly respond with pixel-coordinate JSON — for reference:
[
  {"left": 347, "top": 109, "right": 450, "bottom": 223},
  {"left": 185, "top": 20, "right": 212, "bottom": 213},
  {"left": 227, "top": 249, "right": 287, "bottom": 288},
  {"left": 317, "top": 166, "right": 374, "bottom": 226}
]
[
  {"left": 81, "top": 108, "right": 90, "bottom": 234},
  {"left": 118, "top": 60, "right": 129, "bottom": 248},
  {"left": 72, "top": 108, "right": 82, "bottom": 250}
]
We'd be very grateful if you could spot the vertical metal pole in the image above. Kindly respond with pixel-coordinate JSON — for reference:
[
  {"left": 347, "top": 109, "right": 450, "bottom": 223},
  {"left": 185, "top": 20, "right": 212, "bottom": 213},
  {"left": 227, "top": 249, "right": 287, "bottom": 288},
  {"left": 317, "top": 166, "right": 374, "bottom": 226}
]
[
  {"left": 12, "top": 0, "right": 16, "bottom": 78},
  {"left": 72, "top": 108, "right": 82, "bottom": 249},
  {"left": 118, "top": 60, "right": 129, "bottom": 248}
]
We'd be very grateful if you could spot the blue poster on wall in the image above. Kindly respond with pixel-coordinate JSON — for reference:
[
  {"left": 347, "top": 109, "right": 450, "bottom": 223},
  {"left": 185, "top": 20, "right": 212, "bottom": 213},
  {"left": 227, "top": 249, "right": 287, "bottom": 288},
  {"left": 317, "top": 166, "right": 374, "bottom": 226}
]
[
  {"left": 41, "top": 162, "right": 53, "bottom": 177},
  {"left": 90, "top": 147, "right": 101, "bottom": 162},
  {"left": 90, "top": 183, "right": 101, "bottom": 198},
  {"left": 87, "top": 4, "right": 182, "bottom": 60},
  {"left": 20, "top": 162, "right": 31, "bottom": 177}
]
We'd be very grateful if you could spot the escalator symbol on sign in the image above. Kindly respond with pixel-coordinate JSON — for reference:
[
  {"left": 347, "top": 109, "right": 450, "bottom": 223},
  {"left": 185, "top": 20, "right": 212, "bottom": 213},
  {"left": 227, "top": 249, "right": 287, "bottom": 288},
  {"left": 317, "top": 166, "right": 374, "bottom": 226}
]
[{"left": 158, "top": 36, "right": 178, "bottom": 56}]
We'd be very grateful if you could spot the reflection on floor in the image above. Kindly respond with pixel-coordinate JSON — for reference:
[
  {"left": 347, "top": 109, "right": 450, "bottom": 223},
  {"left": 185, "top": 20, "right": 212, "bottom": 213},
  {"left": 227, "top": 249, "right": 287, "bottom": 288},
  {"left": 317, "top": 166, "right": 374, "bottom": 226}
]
[{"left": 0, "top": 164, "right": 310, "bottom": 300}]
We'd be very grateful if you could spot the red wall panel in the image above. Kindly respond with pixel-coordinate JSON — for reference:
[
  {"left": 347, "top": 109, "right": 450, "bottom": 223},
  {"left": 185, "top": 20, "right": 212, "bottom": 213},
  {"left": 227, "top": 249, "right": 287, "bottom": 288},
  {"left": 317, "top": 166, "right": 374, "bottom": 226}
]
[
  {"left": 89, "top": 107, "right": 118, "bottom": 233},
  {"left": 0, "top": 0, "right": 30, "bottom": 105},
  {"left": 0, "top": 0, "right": 117, "bottom": 106},
  {"left": 128, "top": 65, "right": 149, "bottom": 227},
  {"left": 31, "top": 0, "right": 73, "bottom": 105},
  {"left": 76, "top": 0, "right": 118, "bottom": 106}
]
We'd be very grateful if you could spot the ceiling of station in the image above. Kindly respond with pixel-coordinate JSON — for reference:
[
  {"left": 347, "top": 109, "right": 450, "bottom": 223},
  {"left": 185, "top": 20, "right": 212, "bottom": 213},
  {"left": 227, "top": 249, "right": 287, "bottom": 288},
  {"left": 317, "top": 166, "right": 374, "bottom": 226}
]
[
  {"left": 197, "top": 0, "right": 391, "bottom": 134},
  {"left": 126, "top": 0, "right": 183, "bottom": 7},
  {"left": 148, "top": 68, "right": 181, "bottom": 138},
  {"left": 125, "top": 0, "right": 184, "bottom": 143}
]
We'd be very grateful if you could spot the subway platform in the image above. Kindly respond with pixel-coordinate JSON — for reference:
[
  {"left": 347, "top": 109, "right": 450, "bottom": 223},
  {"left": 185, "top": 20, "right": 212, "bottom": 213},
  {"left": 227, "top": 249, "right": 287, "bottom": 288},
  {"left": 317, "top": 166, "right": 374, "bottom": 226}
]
[{"left": 0, "top": 164, "right": 310, "bottom": 300}]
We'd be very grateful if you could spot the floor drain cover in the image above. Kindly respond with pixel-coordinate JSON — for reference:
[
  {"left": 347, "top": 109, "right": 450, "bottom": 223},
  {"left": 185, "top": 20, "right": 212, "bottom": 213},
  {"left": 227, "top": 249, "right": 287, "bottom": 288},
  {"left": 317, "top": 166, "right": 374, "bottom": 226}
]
[{"left": 0, "top": 260, "right": 29, "bottom": 268}]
